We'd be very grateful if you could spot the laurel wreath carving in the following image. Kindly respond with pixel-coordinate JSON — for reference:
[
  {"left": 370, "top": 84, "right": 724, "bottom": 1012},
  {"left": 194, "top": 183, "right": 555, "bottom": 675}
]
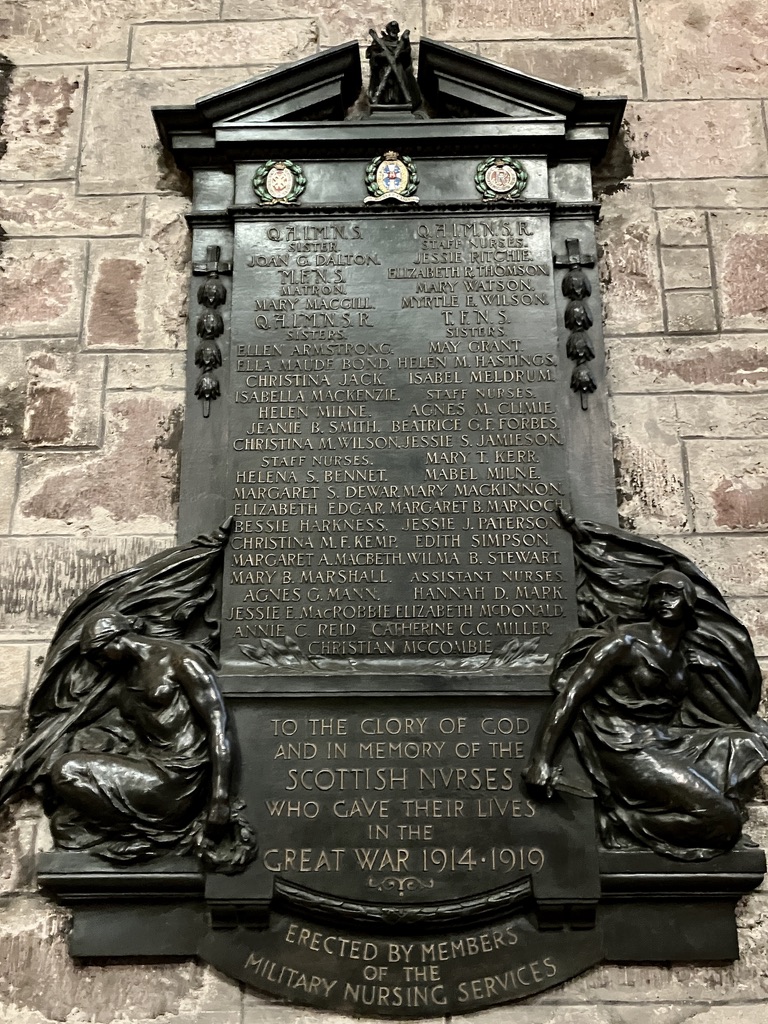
[
  {"left": 474, "top": 157, "right": 528, "bottom": 202},
  {"left": 274, "top": 875, "right": 533, "bottom": 930},
  {"left": 252, "top": 159, "right": 307, "bottom": 205}
]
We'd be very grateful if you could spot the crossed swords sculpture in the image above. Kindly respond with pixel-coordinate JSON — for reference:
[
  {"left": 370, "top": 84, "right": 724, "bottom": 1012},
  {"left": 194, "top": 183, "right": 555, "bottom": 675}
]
[{"left": 368, "top": 26, "right": 414, "bottom": 106}]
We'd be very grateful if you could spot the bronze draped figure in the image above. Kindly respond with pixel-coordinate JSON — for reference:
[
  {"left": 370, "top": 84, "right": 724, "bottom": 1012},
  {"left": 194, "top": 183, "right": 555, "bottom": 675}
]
[
  {"left": 525, "top": 513, "right": 768, "bottom": 861},
  {"left": 1, "top": 509, "right": 765, "bottom": 869},
  {"left": 0, "top": 522, "right": 256, "bottom": 872}
]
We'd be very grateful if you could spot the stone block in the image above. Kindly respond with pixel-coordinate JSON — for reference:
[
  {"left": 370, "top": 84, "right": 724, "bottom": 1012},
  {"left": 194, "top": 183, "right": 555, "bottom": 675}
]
[
  {"left": 84, "top": 248, "right": 145, "bottom": 349},
  {"left": 0, "top": 811, "right": 36, "bottom": 901},
  {"left": 27, "top": 643, "right": 49, "bottom": 686},
  {"left": 639, "top": 0, "right": 768, "bottom": 99},
  {"left": 158, "top": 1014, "right": 240, "bottom": 1024},
  {"left": 460, "top": 1005, "right": 765, "bottom": 1024},
  {"left": 666, "top": 291, "right": 717, "bottom": 333},
  {"left": 638, "top": 1005, "right": 768, "bottom": 1023},
  {"left": 657, "top": 210, "right": 708, "bottom": 246},
  {"left": 79, "top": 68, "right": 257, "bottom": 195},
  {"left": 685, "top": 439, "right": 768, "bottom": 532},
  {"left": 242, "top": 992, "right": 432, "bottom": 1023},
  {"left": 744, "top": 802, "right": 768, "bottom": 868},
  {"left": 84, "top": 197, "right": 191, "bottom": 350},
  {"left": 730, "top": 598, "right": 768, "bottom": 657},
  {"left": 424, "top": 0, "right": 633, "bottom": 38},
  {"left": 106, "top": 352, "right": 186, "bottom": 391},
  {"left": 658, "top": 534, "right": 768, "bottom": 596},
  {"left": 628, "top": 101, "right": 768, "bottom": 180},
  {"left": 159, "top": 966, "right": 242, "bottom": 1020},
  {"left": 0, "top": 896, "right": 211, "bottom": 1022},
  {"left": 0, "top": 341, "right": 106, "bottom": 449},
  {"left": 0, "top": 185, "right": 143, "bottom": 238},
  {"left": 606, "top": 333, "right": 768, "bottom": 392},
  {"left": 661, "top": 247, "right": 712, "bottom": 290},
  {"left": 131, "top": 19, "right": 318, "bottom": 69},
  {"left": 34, "top": 810, "right": 54, "bottom": 858},
  {"left": 0, "top": 709, "right": 24, "bottom": 759},
  {"left": 220, "top": 0, "right": 422, "bottom": 48},
  {"left": 598, "top": 185, "right": 664, "bottom": 335},
  {"left": 477, "top": 39, "right": 642, "bottom": 97},
  {"left": 3, "top": 0, "right": 219, "bottom": 64},
  {"left": 0, "top": 818, "right": 37, "bottom": 897},
  {"left": 13, "top": 393, "right": 182, "bottom": 537},
  {"left": 675, "top": 395, "right": 768, "bottom": 440},
  {"left": 25, "top": 645, "right": 49, "bottom": 702},
  {"left": 610, "top": 395, "right": 688, "bottom": 532},
  {"left": 0, "top": 241, "right": 86, "bottom": 339},
  {"left": 0, "top": 537, "right": 169, "bottom": 635},
  {"left": 710, "top": 211, "right": 768, "bottom": 330},
  {"left": 0, "top": 646, "right": 28, "bottom": 708},
  {"left": 653, "top": 179, "right": 768, "bottom": 210},
  {"left": 0, "top": 453, "right": 18, "bottom": 532},
  {"left": 0, "top": 66, "right": 83, "bottom": 181}
]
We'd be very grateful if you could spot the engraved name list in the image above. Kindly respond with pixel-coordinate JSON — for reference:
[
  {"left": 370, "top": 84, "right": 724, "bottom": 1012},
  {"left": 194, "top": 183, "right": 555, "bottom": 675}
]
[{"left": 223, "top": 213, "right": 575, "bottom": 666}]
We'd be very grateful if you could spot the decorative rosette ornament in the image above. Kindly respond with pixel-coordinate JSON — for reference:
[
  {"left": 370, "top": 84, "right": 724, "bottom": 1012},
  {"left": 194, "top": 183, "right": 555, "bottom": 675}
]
[
  {"left": 194, "top": 312, "right": 224, "bottom": 419},
  {"left": 556, "top": 238, "right": 597, "bottom": 411},
  {"left": 474, "top": 156, "right": 528, "bottom": 202},
  {"left": 364, "top": 151, "right": 419, "bottom": 203},
  {"left": 252, "top": 159, "right": 306, "bottom": 205},
  {"left": 192, "top": 245, "right": 231, "bottom": 419},
  {"left": 194, "top": 373, "right": 221, "bottom": 418},
  {"left": 570, "top": 365, "right": 597, "bottom": 410}
]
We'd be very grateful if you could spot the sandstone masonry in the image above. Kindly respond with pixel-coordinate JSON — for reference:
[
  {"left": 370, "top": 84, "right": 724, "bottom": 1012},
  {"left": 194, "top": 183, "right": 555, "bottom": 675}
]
[{"left": 1, "top": 1, "right": 767, "bottom": 1020}]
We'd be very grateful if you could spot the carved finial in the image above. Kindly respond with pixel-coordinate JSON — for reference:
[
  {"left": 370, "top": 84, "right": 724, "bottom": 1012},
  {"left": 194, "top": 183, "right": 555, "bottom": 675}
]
[{"left": 365, "top": 20, "right": 423, "bottom": 111}]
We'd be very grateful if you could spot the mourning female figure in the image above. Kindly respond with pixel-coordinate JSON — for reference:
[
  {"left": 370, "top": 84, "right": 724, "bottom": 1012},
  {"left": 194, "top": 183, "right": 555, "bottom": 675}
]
[
  {"left": 0, "top": 525, "right": 255, "bottom": 870},
  {"left": 46, "top": 612, "right": 230, "bottom": 860},
  {"left": 525, "top": 520, "right": 768, "bottom": 861}
]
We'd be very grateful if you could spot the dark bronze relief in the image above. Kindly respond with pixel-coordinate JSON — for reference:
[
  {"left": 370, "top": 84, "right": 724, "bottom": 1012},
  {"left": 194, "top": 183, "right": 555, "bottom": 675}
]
[
  {"left": 0, "top": 523, "right": 256, "bottom": 873},
  {"left": 5, "top": 34, "right": 762, "bottom": 1020},
  {"left": 193, "top": 245, "right": 231, "bottom": 418},
  {"left": 526, "top": 512, "right": 768, "bottom": 860},
  {"left": 365, "top": 21, "right": 423, "bottom": 112},
  {"left": 555, "top": 239, "right": 597, "bottom": 410}
]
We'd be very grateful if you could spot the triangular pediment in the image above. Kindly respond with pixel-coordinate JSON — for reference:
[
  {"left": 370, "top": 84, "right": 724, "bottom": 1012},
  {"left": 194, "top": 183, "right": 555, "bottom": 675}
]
[
  {"left": 200, "top": 42, "right": 363, "bottom": 125},
  {"left": 417, "top": 38, "right": 620, "bottom": 130},
  {"left": 154, "top": 37, "right": 624, "bottom": 164}
]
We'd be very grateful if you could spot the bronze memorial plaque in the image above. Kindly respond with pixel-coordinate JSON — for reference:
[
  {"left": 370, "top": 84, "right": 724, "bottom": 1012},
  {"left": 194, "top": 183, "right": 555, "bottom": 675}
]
[
  {"left": 223, "top": 208, "right": 574, "bottom": 665},
  {"left": 1, "top": 29, "right": 766, "bottom": 1020}
]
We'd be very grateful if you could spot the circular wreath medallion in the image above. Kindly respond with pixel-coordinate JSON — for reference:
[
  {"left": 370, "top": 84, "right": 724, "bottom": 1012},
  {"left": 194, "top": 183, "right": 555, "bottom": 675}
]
[
  {"left": 364, "top": 151, "right": 419, "bottom": 204},
  {"left": 252, "top": 159, "right": 306, "bottom": 205},
  {"left": 475, "top": 157, "right": 528, "bottom": 202}
]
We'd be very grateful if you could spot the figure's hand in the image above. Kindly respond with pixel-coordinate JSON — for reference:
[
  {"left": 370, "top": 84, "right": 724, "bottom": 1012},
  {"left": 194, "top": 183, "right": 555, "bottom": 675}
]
[
  {"left": 688, "top": 651, "right": 720, "bottom": 672},
  {"left": 523, "top": 755, "right": 558, "bottom": 795},
  {"left": 206, "top": 794, "right": 230, "bottom": 831},
  {"left": 556, "top": 506, "right": 590, "bottom": 544}
]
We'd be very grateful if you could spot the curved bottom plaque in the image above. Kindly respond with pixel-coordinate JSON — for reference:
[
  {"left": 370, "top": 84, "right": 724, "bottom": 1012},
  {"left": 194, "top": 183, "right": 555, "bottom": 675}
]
[
  {"left": 38, "top": 844, "right": 765, "bottom": 1016},
  {"left": 200, "top": 909, "right": 603, "bottom": 1017}
]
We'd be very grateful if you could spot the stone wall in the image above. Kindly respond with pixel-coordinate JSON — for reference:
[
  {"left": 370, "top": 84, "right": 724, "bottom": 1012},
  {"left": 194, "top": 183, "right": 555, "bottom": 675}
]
[{"left": 0, "top": 1, "right": 767, "bottom": 1021}]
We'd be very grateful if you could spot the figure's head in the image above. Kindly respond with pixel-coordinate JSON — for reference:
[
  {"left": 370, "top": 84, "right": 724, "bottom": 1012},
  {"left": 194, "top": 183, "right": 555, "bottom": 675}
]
[
  {"left": 384, "top": 20, "right": 400, "bottom": 37},
  {"left": 644, "top": 569, "right": 697, "bottom": 627},
  {"left": 80, "top": 612, "right": 141, "bottom": 662}
]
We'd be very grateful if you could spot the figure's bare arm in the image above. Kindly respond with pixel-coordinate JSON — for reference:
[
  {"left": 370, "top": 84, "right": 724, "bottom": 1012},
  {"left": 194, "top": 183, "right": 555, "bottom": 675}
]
[
  {"left": 178, "top": 656, "right": 231, "bottom": 827},
  {"left": 524, "top": 635, "right": 631, "bottom": 790}
]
